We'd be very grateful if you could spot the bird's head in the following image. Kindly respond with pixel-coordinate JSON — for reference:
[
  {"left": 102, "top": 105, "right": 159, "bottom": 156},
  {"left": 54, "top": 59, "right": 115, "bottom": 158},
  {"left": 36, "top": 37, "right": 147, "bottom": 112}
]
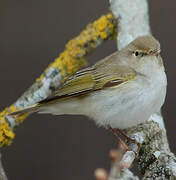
[{"left": 121, "top": 35, "right": 164, "bottom": 75}]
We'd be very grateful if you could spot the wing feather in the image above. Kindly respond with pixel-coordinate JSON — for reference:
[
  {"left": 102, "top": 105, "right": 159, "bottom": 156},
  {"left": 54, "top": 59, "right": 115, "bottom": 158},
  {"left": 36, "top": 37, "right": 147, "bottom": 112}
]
[
  {"left": 39, "top": 64, "right": 136, "bottom": 105},
  {"left": 10, "top": 53, "right": 137, "bottom": 116}
]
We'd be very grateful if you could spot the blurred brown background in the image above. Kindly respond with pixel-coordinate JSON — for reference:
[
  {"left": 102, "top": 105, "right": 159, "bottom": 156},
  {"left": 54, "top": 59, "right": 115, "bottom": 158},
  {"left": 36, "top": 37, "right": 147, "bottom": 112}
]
[{"left": 0, "top": 1, "right": 175, "bottom": 179}]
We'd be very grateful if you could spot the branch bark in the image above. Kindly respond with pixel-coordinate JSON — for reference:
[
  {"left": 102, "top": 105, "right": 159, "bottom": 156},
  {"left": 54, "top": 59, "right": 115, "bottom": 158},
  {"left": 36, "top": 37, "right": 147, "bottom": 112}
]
[
  {"left": 109, "top": 0, "right": 176, "bottom": 179},
  {"left": 0, "top": 153, "right": 7, "bottom": 180},
  {"left": 0, "top": 0, "right": 175, "bottom": 179}
]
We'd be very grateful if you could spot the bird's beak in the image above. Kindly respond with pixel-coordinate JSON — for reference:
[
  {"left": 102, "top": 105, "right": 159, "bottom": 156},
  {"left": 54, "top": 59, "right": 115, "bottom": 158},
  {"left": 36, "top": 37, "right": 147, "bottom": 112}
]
[{"left": 149, "top": 49, "right": 161, "bottom": 56}]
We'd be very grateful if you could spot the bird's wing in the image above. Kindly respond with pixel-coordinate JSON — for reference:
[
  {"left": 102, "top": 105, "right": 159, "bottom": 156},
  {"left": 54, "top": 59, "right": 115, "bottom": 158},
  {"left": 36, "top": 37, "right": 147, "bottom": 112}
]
[
  {"left": 39, "top": 64, "right": 136, "bottom": 105},
  {"left": 9, "top": 54, "right": 137, "bottom": 116}
]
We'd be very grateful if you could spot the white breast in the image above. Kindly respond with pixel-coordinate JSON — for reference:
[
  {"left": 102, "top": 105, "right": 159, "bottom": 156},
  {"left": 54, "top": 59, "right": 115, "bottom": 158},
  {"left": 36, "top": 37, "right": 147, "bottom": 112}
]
[
  {"left": 82, "top": 70, "right": 167, "bottom": 129},
  {"left": 41, "top": 67, "right": 167, "bottom": 130}
]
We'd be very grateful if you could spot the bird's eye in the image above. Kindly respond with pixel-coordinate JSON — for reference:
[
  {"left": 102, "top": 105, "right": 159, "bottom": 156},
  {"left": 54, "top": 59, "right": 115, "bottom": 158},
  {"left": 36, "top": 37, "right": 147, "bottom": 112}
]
[{"left": 135, "top": 51, "right": 139, "bottom": 56}]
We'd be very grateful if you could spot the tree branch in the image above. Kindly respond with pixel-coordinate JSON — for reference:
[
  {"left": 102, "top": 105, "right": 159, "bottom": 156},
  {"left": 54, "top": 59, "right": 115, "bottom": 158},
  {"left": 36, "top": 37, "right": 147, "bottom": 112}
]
[
  {"left": 0, "top": 12, "right": 117, "bottom": 180},
  {"left": 0, "top": 153, "right": 7, "bottom": 180},
  {"left": 0, "top": 13, "right": 117, "bottom": 147},
  {"left": 1, "top": 0, "right": 175, "bottom": 179},
  {"left": 108, "top": 0, "right": 176, "bottom": 179}
]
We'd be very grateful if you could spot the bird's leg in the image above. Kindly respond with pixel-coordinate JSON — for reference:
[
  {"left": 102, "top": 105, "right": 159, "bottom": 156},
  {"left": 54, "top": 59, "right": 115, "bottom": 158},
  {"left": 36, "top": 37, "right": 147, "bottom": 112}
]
[
  {"left": 109, "top": 127, "right": 128, "bottom": 152},
  {"left": 114, "top": 128, "right": 141, "bottom": 154}
]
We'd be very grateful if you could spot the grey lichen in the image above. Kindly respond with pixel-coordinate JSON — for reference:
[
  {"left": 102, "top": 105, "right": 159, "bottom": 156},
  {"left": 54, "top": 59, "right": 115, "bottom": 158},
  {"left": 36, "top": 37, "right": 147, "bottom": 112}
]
[{"left": 126, "top": 121, "right": 176, "bottom": 179}]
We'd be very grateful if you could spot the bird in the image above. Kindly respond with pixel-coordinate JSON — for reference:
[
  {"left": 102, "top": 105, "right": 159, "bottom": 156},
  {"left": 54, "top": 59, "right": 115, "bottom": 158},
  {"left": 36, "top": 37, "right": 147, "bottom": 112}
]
[{"left": 10, "top": 35, "right": 167, "bottom": 132}]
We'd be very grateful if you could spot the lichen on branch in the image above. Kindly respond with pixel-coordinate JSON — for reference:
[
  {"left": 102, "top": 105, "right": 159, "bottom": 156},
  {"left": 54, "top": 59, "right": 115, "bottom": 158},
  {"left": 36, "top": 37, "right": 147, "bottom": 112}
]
[{"left": 0, "top": 12, "right": 117, "bottom": 147}]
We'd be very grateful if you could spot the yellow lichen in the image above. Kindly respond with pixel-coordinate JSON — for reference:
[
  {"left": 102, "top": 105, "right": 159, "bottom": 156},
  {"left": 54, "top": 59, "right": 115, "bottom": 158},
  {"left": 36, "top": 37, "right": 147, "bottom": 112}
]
[
  {"left": 93, "top": 14, "right": 115, "bottom": 39},
  {"left": 50, "top": 50, "right": 87, "bottom": 78},
  {"left": 8, "top": 105, "right": 28, "bottom": 124},
  {"left": 0, "top": 108, "right": 15, "bottom": 146},
  {"left": 35, "top": 12, "right": 116, "bottom": 83},
  {"left": 36, "top": 74, "right": 44, "bottom": 83},
  {"left": 0, "top": 104, "right": 30, "bottom": 146}
]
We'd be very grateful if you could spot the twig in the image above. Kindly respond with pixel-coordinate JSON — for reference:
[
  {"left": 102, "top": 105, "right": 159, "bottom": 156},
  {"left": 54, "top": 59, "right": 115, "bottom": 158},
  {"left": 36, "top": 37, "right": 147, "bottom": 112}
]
[
  {"left": 95, "top": 149, "right": 138, "bottom": 180},
  {"left": 109, "top": 150, "right": 138, "bottom": 180},
  {"left": 0, "top": 153, "right": 7, "bottom": 180}
]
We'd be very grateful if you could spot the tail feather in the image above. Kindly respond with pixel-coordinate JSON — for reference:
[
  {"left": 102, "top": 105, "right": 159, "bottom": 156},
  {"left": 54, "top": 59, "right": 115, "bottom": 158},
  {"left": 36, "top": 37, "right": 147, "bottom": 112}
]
[{"left": 9, "top": 103, "right": 41, "bottom": 116}]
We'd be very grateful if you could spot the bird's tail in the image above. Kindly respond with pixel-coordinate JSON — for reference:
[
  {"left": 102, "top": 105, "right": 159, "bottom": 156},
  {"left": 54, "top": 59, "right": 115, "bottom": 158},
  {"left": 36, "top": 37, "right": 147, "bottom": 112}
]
[{"left": 9, "top": 103, "right": 41, "bottom": 116}]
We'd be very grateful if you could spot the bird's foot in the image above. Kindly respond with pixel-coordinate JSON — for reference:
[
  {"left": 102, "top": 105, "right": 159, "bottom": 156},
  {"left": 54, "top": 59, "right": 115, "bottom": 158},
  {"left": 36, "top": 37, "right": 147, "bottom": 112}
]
[
  {"left": 109, "top": 127, "right": 140, "bottom": 158},
  {"left": 114, "top": 128, "right": 141, "bottom": 155}
]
